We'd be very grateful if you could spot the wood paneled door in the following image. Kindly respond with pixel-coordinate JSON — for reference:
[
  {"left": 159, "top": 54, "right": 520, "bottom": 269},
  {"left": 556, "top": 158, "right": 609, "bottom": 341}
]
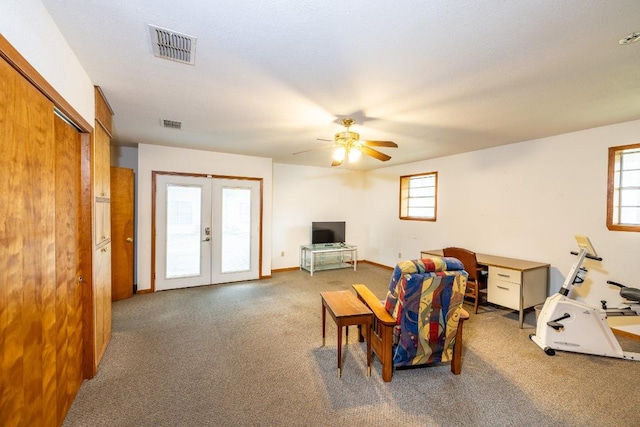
[
  {"left": 111, "top": 167, "right": 135, "bottom": 301},
  {"left": 0, "top": 36, "right": 93, "bottom": 426}
]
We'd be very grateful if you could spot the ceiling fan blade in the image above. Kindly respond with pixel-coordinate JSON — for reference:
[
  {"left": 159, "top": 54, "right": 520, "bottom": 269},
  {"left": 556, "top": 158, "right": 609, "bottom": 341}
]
[
  {"left": 317, "top": 138, "right": 333, "bottom": 142},
  {"left": 331, "top": 158, "right": 343, "bottom": 167},
  {"left": 361, "top": 140, "right": 398, "bottom": 148},
  {"left": 292, "top": 144, "right": 334, "bottom": 155},
  {"left": 359, "top": 145, "right": 392, "bottom": 161}
]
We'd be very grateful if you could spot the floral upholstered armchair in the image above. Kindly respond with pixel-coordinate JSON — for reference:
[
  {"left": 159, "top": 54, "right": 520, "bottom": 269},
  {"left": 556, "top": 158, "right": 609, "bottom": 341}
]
[{"left": 353, "top": 257, "right": 469, "bottom": 382}]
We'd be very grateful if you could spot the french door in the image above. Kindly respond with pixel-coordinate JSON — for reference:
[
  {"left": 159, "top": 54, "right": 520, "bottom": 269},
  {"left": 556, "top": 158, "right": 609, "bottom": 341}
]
[{"left": 155, "top": 174, "right": 261, "bottom": 290}]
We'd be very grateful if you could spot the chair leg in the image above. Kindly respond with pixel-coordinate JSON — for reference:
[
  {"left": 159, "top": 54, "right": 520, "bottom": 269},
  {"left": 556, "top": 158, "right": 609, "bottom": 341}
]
[
  {"left": 450, "top": 317, "right": 466, "bottom": 375},
  {"left": 473, "top": 287, "right": 479, "bottom": 314},
  {"left": 381, "top": 326, "right": 393, "bottom": 382}
]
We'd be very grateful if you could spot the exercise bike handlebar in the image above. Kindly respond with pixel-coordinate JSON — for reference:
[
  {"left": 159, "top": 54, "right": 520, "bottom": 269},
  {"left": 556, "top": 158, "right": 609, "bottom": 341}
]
[
  {"left": 607, "top": 280, "right": 625, "bottom": 288},
  {"left": 607, "top": 280, "right": 640, "bottom": 303},
  {"left": 570, "top": 251, "right": 603, "bottom": 261}
]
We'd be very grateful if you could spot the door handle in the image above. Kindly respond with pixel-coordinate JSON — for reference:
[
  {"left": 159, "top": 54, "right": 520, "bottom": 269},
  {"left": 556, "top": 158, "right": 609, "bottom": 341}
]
[
  {"left": 202, "top": 237, "right": 211, "bottom": 242},
  {"left": 126, "top": 237, "right": 134, "bottom": 243}
]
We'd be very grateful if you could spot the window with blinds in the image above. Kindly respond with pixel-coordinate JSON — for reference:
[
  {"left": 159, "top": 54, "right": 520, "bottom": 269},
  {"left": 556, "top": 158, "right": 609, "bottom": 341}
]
[
  {"left": 607, "top": 143, "right": 640, "bottom": 232},
  {"left": 400, "top": 172, "right": 437, "bottom": 221}
]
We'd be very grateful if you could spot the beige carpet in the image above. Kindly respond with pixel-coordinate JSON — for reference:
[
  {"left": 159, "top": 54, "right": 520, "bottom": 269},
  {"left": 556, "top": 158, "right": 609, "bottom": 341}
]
[{"left": 63, "top": 263, "right": 640, "bottom": 427}]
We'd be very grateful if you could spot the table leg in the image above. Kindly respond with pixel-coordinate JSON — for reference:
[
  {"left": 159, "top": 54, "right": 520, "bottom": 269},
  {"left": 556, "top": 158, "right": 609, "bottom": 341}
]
[
  {"left": 519, "top": 308, "right": 524, "bottom": 329},
  {"left": 519, "top": 290, "right": 524, "bottom": 329},
  {"left": 353, "top": 249, "right": 357, "bottom": 272},
  {"left": 310, "top": 251, "right": 314, "bottom": 276},
  {"left": 337, "top": 325, "right": 342, "bottom": 378},
  {"left": 322, "top": 303, "right": 326, "bottom": 346},
  {"left": 345, "top": 324, "right": 348, "bottom": 343}
]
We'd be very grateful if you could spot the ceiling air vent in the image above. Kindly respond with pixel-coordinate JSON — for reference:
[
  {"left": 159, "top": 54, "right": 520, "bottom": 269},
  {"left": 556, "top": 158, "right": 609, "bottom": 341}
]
[
  {"left": 162, "top": 119, "right": 182, "bottom": 130},
  {"left": 149, "top": 24, "right": 197, "bottom": 65}
]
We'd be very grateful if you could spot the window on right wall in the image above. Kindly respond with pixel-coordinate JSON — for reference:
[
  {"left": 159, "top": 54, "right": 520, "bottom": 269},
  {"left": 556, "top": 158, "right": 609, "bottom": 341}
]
[
  {"left": 399, "top": 172, "right": 438, "bottom": 221},
  {"left": 607, "top": 143, "right": 640, "bottom": 232}
]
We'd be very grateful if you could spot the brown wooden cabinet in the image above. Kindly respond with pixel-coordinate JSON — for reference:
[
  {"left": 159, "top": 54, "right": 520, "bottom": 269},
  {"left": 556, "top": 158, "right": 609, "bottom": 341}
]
[{"left": 85, "top": 87, "right": 113, "bottom": 377}]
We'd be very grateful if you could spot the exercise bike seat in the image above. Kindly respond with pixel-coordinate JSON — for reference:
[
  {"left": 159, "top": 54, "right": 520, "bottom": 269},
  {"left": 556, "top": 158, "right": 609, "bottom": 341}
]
[{"left": 620, "top": 287, "right": 640, "bottom": 303}]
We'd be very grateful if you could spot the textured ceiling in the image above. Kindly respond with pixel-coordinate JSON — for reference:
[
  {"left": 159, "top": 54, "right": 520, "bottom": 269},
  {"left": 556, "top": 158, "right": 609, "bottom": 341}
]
[{"left": 41, "top": 0, "right": 640, "bottom": 170}]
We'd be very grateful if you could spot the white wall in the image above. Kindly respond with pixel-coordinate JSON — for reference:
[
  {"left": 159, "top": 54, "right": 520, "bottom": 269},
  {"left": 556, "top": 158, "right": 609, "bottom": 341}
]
[
  {"left": 363, "top": 119, "right": 640, "bottom": 307},
  {"left": 272, "top": 164, "right": 366, "bottom": 269},
  {"left": 0, "top": 0, "right": 94, "bottom": 124},
  {"left": 136, "top": 144, "right": 273, "bottom": 291}
]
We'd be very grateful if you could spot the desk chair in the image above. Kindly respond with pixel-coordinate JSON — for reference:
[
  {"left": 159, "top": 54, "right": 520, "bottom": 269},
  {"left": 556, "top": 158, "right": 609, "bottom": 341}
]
[{"left": 443, "top": 247, "right": 488, "bottom": 314}]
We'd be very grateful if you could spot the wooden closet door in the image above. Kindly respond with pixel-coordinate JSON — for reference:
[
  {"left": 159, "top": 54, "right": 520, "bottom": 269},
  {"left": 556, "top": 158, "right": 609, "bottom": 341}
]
[
  {"left": 0, "top": 54, "right": 57, "bottom": 427},
  {"left": 54, "top": 114, "right": 83, "bottom": 425},
  {"left": 0, "top": 56, "right": 83, "bottom": 426}
]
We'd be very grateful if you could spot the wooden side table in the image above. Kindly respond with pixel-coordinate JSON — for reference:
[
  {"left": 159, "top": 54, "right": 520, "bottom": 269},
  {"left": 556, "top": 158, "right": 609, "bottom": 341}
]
[{"left": 320, "top": 290, "right": 373, "bottom": 378}]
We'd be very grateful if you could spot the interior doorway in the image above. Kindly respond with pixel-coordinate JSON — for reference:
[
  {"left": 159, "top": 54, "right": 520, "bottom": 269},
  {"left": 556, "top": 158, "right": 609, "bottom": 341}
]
[
  {"left": 111, "top": 166, "right": 135, "bottom": 300},
  {"left": 154, "top": 173, "right": 261, "bottom": 291}
]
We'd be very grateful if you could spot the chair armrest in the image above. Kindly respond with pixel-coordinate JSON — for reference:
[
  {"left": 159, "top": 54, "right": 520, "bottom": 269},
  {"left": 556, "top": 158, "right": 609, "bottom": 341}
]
[
  {"left": 458, "top": 307, "right": 470, "bottom": 321},
  {"left": 352, "top": 284, "right": 396, "bottom": 325}
]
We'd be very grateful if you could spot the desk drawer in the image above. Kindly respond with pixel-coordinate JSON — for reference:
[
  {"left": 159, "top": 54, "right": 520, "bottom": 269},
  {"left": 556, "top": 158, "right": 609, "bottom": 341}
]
[
  {"left": 490, "top": 266, "right": 521, "bottom": 284},
  {"left": 488, "top": 266, "right": 521, "bottom": 310}
]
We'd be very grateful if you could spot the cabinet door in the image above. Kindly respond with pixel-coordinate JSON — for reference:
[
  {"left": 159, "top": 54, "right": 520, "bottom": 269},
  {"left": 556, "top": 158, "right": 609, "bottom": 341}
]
[
  {"left": 94, "top": 123, "right": 111, "bottom": 198},
  {"left": 94, "top": 243, "right": 112, "bottom": 363},
  {"left": 95, "top": 200, "right": 111, "bottom": 245}
]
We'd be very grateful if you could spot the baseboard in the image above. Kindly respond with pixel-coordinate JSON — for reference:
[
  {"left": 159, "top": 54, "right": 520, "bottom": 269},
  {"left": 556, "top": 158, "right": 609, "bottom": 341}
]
[
  {"left": 359, "top": 260, "right": 394, "bottom": 270},
  {"left": 271, "top": 266, "right": 301, "bottom": 273},
  {"left": 272, "top": 260, "right": 393, "bottom": 274}
]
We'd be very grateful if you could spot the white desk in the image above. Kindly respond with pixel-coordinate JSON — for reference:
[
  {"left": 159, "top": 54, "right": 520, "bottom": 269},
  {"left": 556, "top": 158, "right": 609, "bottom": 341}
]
[
  {"left": 422, "top": 250, "right": 549, "bottom": 328},
  {"left": 300, "top": 244, "right": 357, "bottom": 276}
]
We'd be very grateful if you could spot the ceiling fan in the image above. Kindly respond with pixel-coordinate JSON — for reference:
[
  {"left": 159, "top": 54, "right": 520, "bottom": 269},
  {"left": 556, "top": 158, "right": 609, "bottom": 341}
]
[{"left": 295, "top": 118, "right": 398, "bottom": 166}]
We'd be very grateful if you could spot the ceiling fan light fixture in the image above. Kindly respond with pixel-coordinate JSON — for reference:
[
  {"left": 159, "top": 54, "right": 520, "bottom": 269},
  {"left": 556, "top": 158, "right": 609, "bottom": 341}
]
[
  {"left": 292, "top": 117, "right": 396, "bottom": 166},
  {"left": 333, "top": 147, "right": 346, "bottom": 162},
  {"left": 336, "top": 130, "right": 360, "bottom": 142},
  {"left": 348, "top": 148, "right": 361, "bottom": 163}
]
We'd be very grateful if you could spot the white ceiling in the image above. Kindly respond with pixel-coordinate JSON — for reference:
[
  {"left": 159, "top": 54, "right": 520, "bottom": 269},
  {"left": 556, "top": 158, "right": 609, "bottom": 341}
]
[{"left": 41, "top": 0, "right": 640, "bottom": 170}]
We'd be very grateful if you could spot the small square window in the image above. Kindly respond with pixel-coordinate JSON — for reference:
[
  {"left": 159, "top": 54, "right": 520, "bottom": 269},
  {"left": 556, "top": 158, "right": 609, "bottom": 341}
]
[
  {"left": 400, "top": 172, "right": 437, "bottom": 221},
  {"left": 607, "top": 143, "right": 640, "bottom": 232}
]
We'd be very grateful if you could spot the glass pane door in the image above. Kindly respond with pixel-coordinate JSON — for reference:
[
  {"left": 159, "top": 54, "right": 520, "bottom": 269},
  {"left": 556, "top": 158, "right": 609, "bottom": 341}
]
[
  {"left": 221, "top": 187, "right": 251, "bottom": 273},
  {"left": 155, "top": 174, "right": 212, "bottom": 291},
  {"left": 211, "top": 179, "right": 260, "bottom": 283},
  {"left": 166, "top": 184, "right": 202, "bottom": 278},
  {"left": 155, "top": 174, "right": 260, "bottom": 290}
]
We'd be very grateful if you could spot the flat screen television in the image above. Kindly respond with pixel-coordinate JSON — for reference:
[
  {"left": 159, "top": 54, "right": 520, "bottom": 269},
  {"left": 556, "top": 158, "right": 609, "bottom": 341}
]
[{"left": 311, "top": 221, "right": 346, "bottom": 245}]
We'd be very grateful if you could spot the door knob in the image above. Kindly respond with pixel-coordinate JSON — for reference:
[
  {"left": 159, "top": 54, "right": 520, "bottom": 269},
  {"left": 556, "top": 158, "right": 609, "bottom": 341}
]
[
  {"left": 202, "top": 237, "right": 211, "bottom": 242},
  {"left": 126, "top": 237, "right": 134, "bottom": 243}
]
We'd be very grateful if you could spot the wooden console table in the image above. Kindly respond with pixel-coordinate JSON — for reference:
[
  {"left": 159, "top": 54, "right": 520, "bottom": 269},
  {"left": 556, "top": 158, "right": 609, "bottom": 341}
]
[
  {"left": 320, "top": 290, "right": 372, "bottom": 378},
  {"left": 422, "top": 250, "right": 549, "bottom": 328}
]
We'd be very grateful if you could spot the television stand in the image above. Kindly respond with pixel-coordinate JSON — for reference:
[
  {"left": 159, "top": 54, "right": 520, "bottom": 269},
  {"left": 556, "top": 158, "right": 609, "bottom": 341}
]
[{"left": 300, "top": 244, "right": 357, "bottom": 276}]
